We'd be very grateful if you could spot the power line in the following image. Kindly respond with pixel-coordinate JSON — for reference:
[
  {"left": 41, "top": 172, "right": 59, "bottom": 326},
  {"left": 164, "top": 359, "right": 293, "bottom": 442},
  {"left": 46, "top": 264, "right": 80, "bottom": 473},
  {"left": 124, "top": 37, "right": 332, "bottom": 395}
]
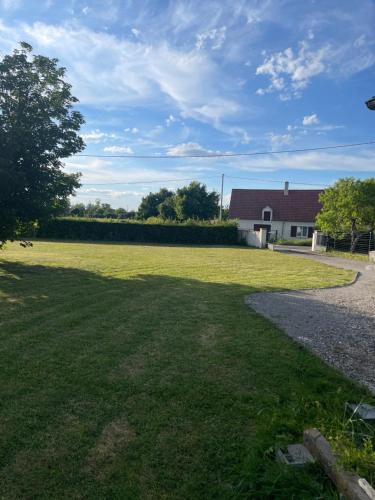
[
  {"left": 73, "top": 140, "right": 375, "bottom": 159},
  {"left": 80, "top": 174, "right": 328, "bottom": 188},
  {"left": 225, "top": 175, "right": 328, "bottom": 187},
  {"left": 81, "top": 175, "right": 220, "bottom": 186}
]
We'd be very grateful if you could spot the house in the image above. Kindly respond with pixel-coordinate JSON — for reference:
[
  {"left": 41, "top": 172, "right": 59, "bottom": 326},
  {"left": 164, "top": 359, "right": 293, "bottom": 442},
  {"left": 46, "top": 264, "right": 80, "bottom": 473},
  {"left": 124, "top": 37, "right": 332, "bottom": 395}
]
[{"left": 229, "top": 182, "right": 323, "bottom": 240}]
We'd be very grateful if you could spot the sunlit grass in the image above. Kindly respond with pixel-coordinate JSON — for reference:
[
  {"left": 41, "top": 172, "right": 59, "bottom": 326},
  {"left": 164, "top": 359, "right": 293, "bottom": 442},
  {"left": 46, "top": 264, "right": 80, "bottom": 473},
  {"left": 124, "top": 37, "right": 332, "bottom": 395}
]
[
  {"left": 0, "top": 241, "right": 372, "bottom": 499},
  {"left": 325, "top": 249, "right": 369, "bottom": 261}
]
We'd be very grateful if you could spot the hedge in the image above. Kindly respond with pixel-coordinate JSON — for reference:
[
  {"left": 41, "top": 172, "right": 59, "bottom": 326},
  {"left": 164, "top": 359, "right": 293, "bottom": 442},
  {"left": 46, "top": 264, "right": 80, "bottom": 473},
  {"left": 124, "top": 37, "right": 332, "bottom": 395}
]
[{"left": 35, "top": 218, "right": 239, "bottom": 245}]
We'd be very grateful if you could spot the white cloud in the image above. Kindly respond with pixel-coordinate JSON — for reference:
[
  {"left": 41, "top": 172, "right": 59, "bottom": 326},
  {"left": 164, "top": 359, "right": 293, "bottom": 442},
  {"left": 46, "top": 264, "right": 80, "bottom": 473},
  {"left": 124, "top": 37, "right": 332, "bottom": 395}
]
[
  {"left": 238, "top": 130, "right": 251, "bottom": 144},
  {"left": 81, "top": 130, "right": 118, "bottom": 143},
  {"left": 196, "top": 26, "right": 227, "bottom": 50},
  {"left": 75, "top": 187, "right": 145, "bottom": 209},
  {"left": 66, "top": 156, "right": 220, "bottom": 209},
  {"left": 287, "top": 120, "right": 343, "bottom": 133},
  {"left": 256, "top": 40, "right": 330, "bottom": 99},
  {"left": 165, "top": 114, "right": 177, "bottom": 126},
  {"left": 268, "top": 133, "right": 293, "bottom": 147},
  {"left": 246, "top": 13, "right": 261, "bottom": 25},
  {"left": 224, "top": 126, "right": 252, "bottom": 145},
  {"left": 103, "top": 146, "right": 134, "bottom": 154},
  {"left": 354, "top": 34, "right": 366, "bottom": 48},
  {"left": 231, "top": 148, "right": 375, "bottom": 173},
  {"left": 314, "top": 124, "right": 344, "bottom": 132},
  {"left": 1, "top": 0, "right": 22, "bottom": 10},
  {"left": 172, "top": 164, "right": 216, "bottom": 173},
  {"left": 3, "top": 21, "right": 239, "bottom": 126},
  {"left": 80, "top": 188, "right": 143, "bottom": 197},
  {"left": 145, "top": 125, "right": 164, "bottom": 138},
  {"left": 183, "top": 98, "right": 240, "bottom": 125},
  {"left": 166, "top": 142, "right": 218, "bottom": 156},
  {"left": 63, "top": 157, "right": 208, "bottom": 185},
  {"left": 131, "top": 28, "right": 141, "bottom": 38},
  {"left": 124, "top": 127, "right": 139, "bottom": 134},
  {"left": 302, "top": 113, "right": 319, "bottom": 125}
]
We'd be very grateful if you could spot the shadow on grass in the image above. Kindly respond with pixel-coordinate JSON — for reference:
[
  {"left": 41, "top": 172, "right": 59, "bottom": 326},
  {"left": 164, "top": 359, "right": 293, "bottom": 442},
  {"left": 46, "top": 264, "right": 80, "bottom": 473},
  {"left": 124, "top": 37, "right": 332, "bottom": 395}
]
[
  {"left": 0, "top": 260, "right": 372, "bottom": 499},
  {"left": 22, "top": 237, "right": 249, "bottom": 250}
]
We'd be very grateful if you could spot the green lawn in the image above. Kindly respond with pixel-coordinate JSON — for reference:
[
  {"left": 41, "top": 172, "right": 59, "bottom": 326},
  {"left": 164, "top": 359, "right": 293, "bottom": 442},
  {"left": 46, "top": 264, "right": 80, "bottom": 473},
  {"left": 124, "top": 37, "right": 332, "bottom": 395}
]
[
  {"left": 0, "top": 241, "right": 373, "bottom": 499},
  {"left": 324, "top": 249, "right": 369, "bottom": 261}
]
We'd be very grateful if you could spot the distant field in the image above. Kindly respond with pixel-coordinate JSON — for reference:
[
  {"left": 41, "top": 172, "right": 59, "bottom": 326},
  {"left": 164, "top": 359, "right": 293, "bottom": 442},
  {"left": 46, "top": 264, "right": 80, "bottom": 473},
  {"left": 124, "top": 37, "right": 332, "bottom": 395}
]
[{"left": 0, "top": 241, "right": 372, "bottom": 499}]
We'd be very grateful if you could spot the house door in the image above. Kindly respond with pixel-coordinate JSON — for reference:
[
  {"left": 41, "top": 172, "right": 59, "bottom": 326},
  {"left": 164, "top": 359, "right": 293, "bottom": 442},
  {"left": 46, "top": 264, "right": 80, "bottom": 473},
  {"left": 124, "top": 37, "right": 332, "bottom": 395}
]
[{"left": 254, "top": 224, "right": 271, "bottom": 232}]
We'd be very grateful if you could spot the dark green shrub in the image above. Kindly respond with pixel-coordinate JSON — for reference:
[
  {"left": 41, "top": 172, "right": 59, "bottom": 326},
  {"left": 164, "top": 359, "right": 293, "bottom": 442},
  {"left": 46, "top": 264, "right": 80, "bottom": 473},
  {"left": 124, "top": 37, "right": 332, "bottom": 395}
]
[{"left": 35, "top": 218, "right": 238, "bottom": 245}]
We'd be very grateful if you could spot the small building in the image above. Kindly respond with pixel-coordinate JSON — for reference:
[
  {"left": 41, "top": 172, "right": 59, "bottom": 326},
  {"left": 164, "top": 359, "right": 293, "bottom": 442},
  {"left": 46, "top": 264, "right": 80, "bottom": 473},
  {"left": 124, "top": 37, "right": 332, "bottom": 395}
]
[{"left": 229, "top": 182, "right": 323, "bottom": 240}]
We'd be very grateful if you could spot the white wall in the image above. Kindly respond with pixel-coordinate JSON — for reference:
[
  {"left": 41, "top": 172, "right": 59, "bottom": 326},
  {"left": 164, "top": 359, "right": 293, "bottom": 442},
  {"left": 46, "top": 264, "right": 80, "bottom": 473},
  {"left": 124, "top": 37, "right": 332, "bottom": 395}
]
[
  {"left": 243, "top": 228, "right": 267, "bottom": 248},
  {"left": 312, "top": 231, "right": 327, "bottom": 252},
  {"left": 237, "top": 219, "right": 315, "bottom": 239}
]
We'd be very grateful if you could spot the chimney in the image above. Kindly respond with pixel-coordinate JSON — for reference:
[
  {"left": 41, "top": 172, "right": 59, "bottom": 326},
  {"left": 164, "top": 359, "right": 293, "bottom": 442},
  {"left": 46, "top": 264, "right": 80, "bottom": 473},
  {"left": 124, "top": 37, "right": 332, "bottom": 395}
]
[{"left": 284, "top": 181, "right": 289, "bottom": 196}]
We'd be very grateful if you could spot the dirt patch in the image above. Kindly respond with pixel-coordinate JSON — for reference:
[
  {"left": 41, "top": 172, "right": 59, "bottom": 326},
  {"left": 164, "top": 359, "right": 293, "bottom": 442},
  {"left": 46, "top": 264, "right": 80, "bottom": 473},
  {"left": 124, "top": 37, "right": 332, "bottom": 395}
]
[
  {"left": 199, "top": 324, "right": 218, "bottom": 348},
  {"left": 86, "top": 416, "right": 135, "bottom": 480},
  {"left": 111, "top": 353, "right": 146, "bottom": 380}
]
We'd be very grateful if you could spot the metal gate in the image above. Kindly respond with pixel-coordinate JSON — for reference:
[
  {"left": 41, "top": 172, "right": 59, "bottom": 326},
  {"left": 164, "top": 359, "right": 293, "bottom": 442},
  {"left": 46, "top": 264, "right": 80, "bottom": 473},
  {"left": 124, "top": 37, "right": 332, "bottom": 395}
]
[
  {"left": 267, "top": 230, "right": 278, "bottom": 243},
  {"left": 325, "top": 231, "right": 374, "bottom": 255}
]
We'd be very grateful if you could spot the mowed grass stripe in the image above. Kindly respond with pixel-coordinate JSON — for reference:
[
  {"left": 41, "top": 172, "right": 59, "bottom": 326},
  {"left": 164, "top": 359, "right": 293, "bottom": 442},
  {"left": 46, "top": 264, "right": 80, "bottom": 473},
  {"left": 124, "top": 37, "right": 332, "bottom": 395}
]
[{"left": 0, "top": 241, "right": 372, "bottom": 499}]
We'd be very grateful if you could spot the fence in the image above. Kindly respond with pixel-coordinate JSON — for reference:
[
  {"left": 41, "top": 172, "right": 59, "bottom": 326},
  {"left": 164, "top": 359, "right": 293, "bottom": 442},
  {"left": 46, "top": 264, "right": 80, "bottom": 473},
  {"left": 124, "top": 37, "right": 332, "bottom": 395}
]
[
  {"left": 326, "top": 232, "right": 374, "bottom": 255},
  {"left": 267, "top": 230, "right": 278, "bottom": 243},
  {"left": 313, "top": 231, "right": 374, "bottom": 255}
]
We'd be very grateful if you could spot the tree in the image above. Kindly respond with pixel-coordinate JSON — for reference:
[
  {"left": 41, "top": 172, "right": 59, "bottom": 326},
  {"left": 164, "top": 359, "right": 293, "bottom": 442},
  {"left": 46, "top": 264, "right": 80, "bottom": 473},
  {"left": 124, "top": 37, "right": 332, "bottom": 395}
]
[
  {"left": 0, "top": 42, "right": 84, "bottom": 246},
  {"left": 69, "top": 202, "right": 86, "bottom": 217},
  {"left": 316, "top": 177, "right": 375, "bottom": 252},
  {"left": 158, "top": 196, "right": 177, "bottom": 219},
  {"left": 222, "top": 207, "right": 230, "bottom": 220},
  {"left": 173, "top": 182, "right": 219, "bottom": 220},
  {"left": 137, "top": 188, "right": 173, "bottom": 219},
  {"left": 67, "top": 200, "right": 135, "bottom": 219}
]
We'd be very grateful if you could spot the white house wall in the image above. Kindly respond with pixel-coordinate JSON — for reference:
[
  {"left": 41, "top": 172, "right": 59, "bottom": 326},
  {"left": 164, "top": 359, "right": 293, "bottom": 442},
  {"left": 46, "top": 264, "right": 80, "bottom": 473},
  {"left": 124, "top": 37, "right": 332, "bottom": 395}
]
[{"left": 237, "top": 219, "right": 315, "bottom": 239}]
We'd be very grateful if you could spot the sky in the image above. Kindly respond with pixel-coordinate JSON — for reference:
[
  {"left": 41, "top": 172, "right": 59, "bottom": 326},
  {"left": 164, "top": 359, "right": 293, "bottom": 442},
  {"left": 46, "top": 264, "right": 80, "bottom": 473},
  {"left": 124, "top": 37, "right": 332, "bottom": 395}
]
[{"left": 1, "top": 0, "right": 375, "bottom": 209}]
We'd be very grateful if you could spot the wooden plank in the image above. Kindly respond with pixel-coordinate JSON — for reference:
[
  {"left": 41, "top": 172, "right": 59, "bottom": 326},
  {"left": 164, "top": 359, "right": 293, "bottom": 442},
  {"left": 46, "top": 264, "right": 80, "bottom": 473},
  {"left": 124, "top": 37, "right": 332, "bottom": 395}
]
[{"left": 303, "top": 428, "right": 375, "bottom": 500}]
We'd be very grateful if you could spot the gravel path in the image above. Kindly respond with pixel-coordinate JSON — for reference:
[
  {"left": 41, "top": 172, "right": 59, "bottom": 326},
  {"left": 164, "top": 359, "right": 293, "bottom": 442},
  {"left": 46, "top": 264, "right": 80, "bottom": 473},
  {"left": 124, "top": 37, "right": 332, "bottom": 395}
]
[{"left": 246, "top": 248, "right": 375, "bottom": 393}]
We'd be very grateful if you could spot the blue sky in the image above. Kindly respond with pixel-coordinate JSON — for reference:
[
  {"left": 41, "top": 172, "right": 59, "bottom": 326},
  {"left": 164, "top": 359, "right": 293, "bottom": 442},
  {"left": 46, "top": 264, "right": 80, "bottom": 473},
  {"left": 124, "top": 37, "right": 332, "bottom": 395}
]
[{"left": 1, "top": 0, "right": 375, "bottom": 209}]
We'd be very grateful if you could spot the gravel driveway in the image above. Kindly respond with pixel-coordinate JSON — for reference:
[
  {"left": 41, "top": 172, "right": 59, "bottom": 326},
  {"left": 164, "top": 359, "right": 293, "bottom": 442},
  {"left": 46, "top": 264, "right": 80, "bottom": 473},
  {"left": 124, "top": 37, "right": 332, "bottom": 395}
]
[{"left": 246, "top": 248, "right": 375, "bottom": 393}]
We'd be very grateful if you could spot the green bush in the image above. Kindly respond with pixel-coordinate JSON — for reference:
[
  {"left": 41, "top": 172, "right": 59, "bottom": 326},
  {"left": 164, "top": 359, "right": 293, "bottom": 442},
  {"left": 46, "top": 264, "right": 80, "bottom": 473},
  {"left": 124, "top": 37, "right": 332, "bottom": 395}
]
[
  {"left": 276, "top": 238, "right": 312, "bottom": 246},
  {"left": 34, "top": 218, "right": 238, "bottom": 245}
]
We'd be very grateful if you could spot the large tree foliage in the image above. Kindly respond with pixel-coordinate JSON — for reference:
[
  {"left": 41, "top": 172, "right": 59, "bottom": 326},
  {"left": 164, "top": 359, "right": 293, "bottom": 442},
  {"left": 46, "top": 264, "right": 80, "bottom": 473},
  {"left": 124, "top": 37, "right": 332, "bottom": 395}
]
[
  {"left": 316, "top": 177, "right": 375, "bottom": 251},
  {"left": 158, "top": 196, "right": 177, "bottom": 220},
  {"left": 173, "top": 182, "right": 219, "bottom": 220},
  {"left": 137, "top": 182, "right": 219, "bottom": 221},
  {"left": 0, "top": 42, "right": 84, "bottom": 245},
  {"left": 137, "top": 188, "right": 174, "bottom": 219}
]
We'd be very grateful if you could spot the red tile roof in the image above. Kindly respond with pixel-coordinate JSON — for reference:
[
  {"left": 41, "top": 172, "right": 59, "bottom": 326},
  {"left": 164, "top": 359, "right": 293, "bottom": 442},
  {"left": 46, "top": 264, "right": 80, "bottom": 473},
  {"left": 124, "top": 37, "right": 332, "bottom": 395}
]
[{"left": 229, "top": 189, "right": 323, "bottom": 222}]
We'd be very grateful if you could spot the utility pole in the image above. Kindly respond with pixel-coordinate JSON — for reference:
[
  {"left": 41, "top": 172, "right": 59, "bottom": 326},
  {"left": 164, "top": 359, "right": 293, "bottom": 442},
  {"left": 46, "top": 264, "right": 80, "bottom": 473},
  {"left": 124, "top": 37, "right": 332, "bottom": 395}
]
[{"left": 219, "top": 173, "right": 224, "bottom": 221}]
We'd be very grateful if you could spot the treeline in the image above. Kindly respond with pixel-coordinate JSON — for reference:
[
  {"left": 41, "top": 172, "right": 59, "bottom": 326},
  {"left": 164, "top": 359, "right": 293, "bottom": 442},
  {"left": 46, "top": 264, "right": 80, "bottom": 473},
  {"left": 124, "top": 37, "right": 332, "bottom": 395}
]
[
  {"left": 137, "top": 182, "right": 220, "bottom": 220},
  {"left": 66, "top": 200, "right": 136, "bottom": 220},
  {"left": 68, "top": 182, "right": 228, "bottom": 222}
]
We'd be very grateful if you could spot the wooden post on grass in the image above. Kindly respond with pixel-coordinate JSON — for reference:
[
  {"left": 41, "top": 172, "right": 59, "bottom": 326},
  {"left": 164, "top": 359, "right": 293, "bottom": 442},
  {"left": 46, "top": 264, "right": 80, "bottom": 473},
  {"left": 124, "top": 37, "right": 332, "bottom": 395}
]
[{"left": 303, "top": 428, "right": 375, "bottom": 500}]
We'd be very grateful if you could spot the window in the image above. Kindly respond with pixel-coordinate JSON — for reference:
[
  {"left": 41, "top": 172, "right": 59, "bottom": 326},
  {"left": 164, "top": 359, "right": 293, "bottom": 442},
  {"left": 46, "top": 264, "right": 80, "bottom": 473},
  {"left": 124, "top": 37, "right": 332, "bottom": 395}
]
[
  {"left": 290, "top": 226, "right": 313, "bottom": 238},
  {"left": 263, "top": 211, "right": 271, "bottom": 221},
  {"left": 262, "top": 206, "right": 272, "bottom": 221}
]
